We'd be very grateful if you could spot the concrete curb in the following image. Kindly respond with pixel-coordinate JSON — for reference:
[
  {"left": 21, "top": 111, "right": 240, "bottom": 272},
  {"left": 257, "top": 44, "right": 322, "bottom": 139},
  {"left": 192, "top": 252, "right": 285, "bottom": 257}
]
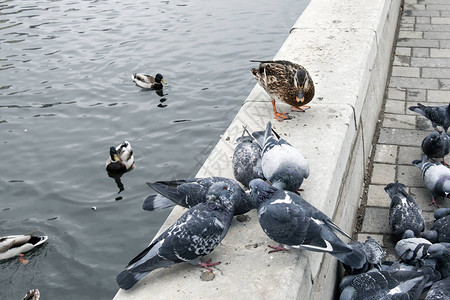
[{"left": 114, "top": 0, "right": 401, "bottom": 298}]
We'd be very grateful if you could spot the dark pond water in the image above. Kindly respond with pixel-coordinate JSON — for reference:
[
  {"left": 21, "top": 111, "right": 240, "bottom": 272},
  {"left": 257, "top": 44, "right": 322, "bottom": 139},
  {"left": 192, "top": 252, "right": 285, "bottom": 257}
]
[{"left": 0, "top": 0, "right": 309, "bottom": 298}]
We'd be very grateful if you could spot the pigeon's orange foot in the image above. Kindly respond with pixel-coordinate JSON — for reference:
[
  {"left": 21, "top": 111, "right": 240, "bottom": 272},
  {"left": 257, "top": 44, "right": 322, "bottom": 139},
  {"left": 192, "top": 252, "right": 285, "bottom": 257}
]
[
  {"left": 292, "top": 105, "right": 311, "bottom": 112},
  {"left": 198, "top": 259, "right": 221, "bottom": 272},
  {"left": 268, "top": 244, "right": 290, "bottom": 253},
  {"left": 429, "top": 199, "right": 440, "bottom": 208}
]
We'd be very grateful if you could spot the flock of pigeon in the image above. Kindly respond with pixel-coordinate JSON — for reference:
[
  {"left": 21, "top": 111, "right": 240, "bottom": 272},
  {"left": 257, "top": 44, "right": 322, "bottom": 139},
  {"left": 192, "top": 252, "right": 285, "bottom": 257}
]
[
  {"left": 2, "top": 62, "right": 450, "bottom": 299},
  {"left": 111, "top": 70, "right": 450, "bottom": 299}
]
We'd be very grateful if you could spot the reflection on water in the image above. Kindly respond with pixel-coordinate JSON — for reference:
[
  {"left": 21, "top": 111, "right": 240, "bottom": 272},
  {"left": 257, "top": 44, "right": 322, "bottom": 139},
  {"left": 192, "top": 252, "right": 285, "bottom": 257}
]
[{"left": 0, "top": 0, "right": 309, "bottom": 298}]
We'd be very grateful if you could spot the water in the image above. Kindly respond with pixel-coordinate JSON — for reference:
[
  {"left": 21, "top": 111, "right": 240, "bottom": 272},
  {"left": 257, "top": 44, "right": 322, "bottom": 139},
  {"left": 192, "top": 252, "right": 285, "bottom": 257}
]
[{"left": 0, "top": 0, "right": 309, "bottom": 298}]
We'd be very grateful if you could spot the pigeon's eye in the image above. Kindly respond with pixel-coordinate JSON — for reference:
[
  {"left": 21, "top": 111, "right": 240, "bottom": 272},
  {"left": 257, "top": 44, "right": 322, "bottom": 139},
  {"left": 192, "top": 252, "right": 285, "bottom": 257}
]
[{"left": 222, "top": 186, "right": 227, "bottom": 190}]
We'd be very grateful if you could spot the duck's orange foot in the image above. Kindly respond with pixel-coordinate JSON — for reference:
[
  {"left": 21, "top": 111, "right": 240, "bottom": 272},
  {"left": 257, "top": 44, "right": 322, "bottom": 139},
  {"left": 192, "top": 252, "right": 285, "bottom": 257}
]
[
  {"left": 19, "top": 254, "right": 29, "bottom": 265},
  {"left": 292, "top": 105, "right": 311, "bottom": 112},
  {"left": 274, "top": 111, "right": 291, "bottom": 122}
]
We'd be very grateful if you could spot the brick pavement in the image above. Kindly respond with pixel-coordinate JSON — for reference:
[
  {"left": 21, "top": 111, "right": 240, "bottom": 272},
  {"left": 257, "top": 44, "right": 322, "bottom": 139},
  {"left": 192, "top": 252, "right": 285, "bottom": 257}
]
[{"left": 357, "top": 0, "right": 450, "bottom": 261}]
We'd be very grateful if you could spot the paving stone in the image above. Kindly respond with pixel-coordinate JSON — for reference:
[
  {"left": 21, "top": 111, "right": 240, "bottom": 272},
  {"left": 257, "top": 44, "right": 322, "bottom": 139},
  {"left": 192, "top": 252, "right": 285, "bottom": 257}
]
[
  {"left": 400, "top": 16, "right": 416, "bottom": 24},
  {"left": 435, "top": 79, "right": 450, "bottom": 91},
  {"left": 424, "top": 31, "right": 450, "bottom": 39},
  {"left": 428, "top": 90, "right": 450, "bottom": 102},
  {"left": 397, "top": 38, "right": 439, "bottom": 48},
  {"left": 404, "top": 4, "right": 425, "bottom": 10},
  {"left": 371, "top": 163, "right": 396, "bottom": 185},
  {"left": 395, "top": 47, "right": 411, "bottom": 57},
  {"left": 430, "top": 48, "right": 450, "bottom": 58},
  {"left": 383, "top": 113, "right": 416, "bottom": 129},
  {"left": 397, "top": 146, "right": 422, "bottom": 165},
  {"left": 431, "top": 17, "right": 450, "bottom": 25},
  {"left": 399, "top": 23, "right": 414, "bottom": 31},
  {"left": 367, "top": 184, "right": 391, "bottom": 207},
  {"left": 398, "top": 165, "right": 425, "bottom": 187},
  {"left": 389, "top": 77, "right": 438, "bottom": 90},
  {"left": 408, "top": 187, "right": 440, "bottom": 212},
  {"left": 387, "top": 87, "right": 406, "bottom": 100},
  {"left": 440, "top": 40, "right": 450, "bottom": 48},
  {"left": 378, "top": 128, "right": 425, "bottom": 146},
  {"left": 361, "top": 207, "right": 390, "bottom": 233},
  {"left": 374, "top": 144, "right": 397, "bottom": 164},
  {"left": 406, "top": 89, "right": 426, "bottom": 102},
  {"left": 422, "top": 67, "right": 450, "bottom": 78},
  {"left": 416, "top": 16, "right": 431, "bottom": 24},
  {"left": 427, "top": 5, "right": 450, "bottom": 11},
  {"left": 391, "top": 66, "right": 420, "bottom": 77},
  {"left": 393, "top": 55, "right": 410, "bottom": 66},
  {"left": 412, "top": 47, "right": 429, "bottom": 58},
  {"left": 385, "top": 99, "right": 405, "bottom": 114},
  {"left": 416, "top": 24, "right": 450, "bottom": 32},
  {"left": 411, "top": 57, "right": 450, "bottom": 67},
  {"left": 416, "top": 115, "right": 435, "bottom": 131},
  {"left": 398, "top": 31, "right": 423, "bottom": 39},
  {"left": 403, "top": 10, "right": 440, "bottom": 17}
]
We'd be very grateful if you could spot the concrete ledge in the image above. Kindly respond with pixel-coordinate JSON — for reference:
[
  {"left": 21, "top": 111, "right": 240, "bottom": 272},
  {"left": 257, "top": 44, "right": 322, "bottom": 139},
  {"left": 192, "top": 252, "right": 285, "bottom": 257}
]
[{"left": 114, "top": 0, "right": 401, "bottom": 299}]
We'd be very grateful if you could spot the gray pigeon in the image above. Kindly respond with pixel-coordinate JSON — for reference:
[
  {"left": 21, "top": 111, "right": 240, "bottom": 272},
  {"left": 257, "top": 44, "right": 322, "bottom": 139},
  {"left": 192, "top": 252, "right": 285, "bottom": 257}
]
[
  {"left": 421, "top": 129, "right": 449, "bottom": 165},
  {"left": 382, "top": 260, "right": 442, "bottom": 289},
  {"left": 409, "top": 103, "right": 450, "bottom": 133},
  {"left": 339, "top": 269, "right": 428, "bottom": 300},
  {"left": 423, "top": 208, "right": 450, "bottom": 243},
  {"left": 425, "top": 277, "right": 450, "bottom": 300},
  {"left": 232, "top": 127, "right": 265, "bottom": 188},
  {"left": 384, "top": 182, "right": 425, "bottom": 239},
  {"left": 412, "top": 154, "right": 450, "bottom": 206},
  {"left": 395, "top": 237, "right": 432, "bottom": 263},
  {"left": 427, "top": 244, "right": 450, "bottom": 279},
  {"left": 117, "top": 182, "right": 235, "bottom": 290},
  {"left": 261, "top": 121, "right": 309, "bottom": 192},
  {"left": 142, "top": 176, "right": 253, "bottom": 216},
  {"left": 248, "top": 179, "right": 365, "bottom": 269},
  {"left": 346, "top": 236, "right": 385, "bottom": 274}
]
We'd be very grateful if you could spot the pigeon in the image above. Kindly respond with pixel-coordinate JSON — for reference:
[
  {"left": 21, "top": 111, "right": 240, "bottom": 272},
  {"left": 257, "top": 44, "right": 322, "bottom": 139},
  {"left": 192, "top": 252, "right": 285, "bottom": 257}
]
[
  {"left": 384, "top": 182, "right": 425, "bottom": 239},
  {"left": 425, "top": 277, "right": 450, "bottom": 300},
  {"left": 339, "top": 269, "right": 428, "bottom": 300},
  {"left": 346, "top": 236, "right": 385, "bottom": 274},
  {"left": 116, "top": 182, "right": 235, "bottom": 290},
  {"left": 422, "top": 128, "right": 450, "bottom": 165},
  {"left": 142, "top": 176, "right": 253, "bottom": 216},
  {"left": 408, "top": 103, "right": 450, "bottom": 133},
  {"left": 427, "top": 243, "right": 450, "bottom": 279},
  {"left": 232, "top": 127, "right": 265, "bottom": 188},
  {"left": 105, "top": 141, "right": 135, "bottom": 174},
  {"left": 247, "top": 179, "right": 365, "bottom": 269},
  {"left": 395, "top": 237, "right": 432, "bottom": 264},
  {"left": 423, "top": 208, "right": 450, "bottom": 243},
  {"left": 260, "top": 121, "right": 309, "bottom": 192},
  {"left": 412, "top": 154, "right": 450, "bottom": 206},
  {"left": 381, "top": 260, "right": 442, "bottom": 289}
]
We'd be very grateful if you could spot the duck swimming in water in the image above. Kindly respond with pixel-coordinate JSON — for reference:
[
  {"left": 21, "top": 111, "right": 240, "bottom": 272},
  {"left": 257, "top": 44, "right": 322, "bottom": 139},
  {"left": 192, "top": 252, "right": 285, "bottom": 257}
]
[{"left": 132, "top": 73, "right": 166, "bottom": 90}]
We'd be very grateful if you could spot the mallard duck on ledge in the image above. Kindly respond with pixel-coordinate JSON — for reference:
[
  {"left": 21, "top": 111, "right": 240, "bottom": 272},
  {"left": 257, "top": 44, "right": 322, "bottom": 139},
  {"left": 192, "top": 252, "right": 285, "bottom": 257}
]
[
  {"left": 106, "top": 141, "right": 135, "bottom": 174},
  {"left": 250, "top": 60, "right": 315, "bottom": 121},
  {"left": 132, "top": 73, "right": 166, "bottom": 90},
  {"left": 0, "top": 234, "right": 48, "bottom": 260}
]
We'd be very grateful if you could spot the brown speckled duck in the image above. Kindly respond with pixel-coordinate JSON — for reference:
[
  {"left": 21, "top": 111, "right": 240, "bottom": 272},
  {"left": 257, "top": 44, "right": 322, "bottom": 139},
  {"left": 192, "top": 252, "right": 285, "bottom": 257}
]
[{"left": 250, "top": 60, "right": 315, "bottom": 121}]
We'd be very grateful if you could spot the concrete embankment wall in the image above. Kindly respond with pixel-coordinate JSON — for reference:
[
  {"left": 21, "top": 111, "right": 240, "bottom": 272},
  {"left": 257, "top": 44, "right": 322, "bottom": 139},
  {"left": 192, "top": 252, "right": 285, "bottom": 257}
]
[{"left": 114, "top": 0, "right": 401, "bottom": 298}]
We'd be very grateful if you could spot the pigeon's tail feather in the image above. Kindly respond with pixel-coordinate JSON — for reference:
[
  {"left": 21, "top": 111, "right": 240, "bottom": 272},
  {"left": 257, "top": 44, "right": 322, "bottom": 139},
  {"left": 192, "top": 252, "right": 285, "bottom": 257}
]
[
  {"left": 142, "top": 194, "right": 175, "bottom": 211},
  {"left": 412, "top": 154, "right": 427, "bottom": 169},
  {"left": 146, "top": 181, "right": 185, "bottom": 206},
  {"left": 409, "top": 104, "right": 427, "bottom": 117},
  {"left": 116, "top": 269, "right": 148, "bottom": 290},
  {"left": 384, "top": 182, "right": 408, "bottom": 199},
  {"left": 333, "top": 247, "right": 367, "bottom": 269}
]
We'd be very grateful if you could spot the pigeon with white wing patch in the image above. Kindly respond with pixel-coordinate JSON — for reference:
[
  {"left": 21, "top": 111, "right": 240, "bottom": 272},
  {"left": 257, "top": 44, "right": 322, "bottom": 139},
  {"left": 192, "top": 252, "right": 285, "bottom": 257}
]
[{"left": 248, "top": 179, "right": 365, "bottom": 269}]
